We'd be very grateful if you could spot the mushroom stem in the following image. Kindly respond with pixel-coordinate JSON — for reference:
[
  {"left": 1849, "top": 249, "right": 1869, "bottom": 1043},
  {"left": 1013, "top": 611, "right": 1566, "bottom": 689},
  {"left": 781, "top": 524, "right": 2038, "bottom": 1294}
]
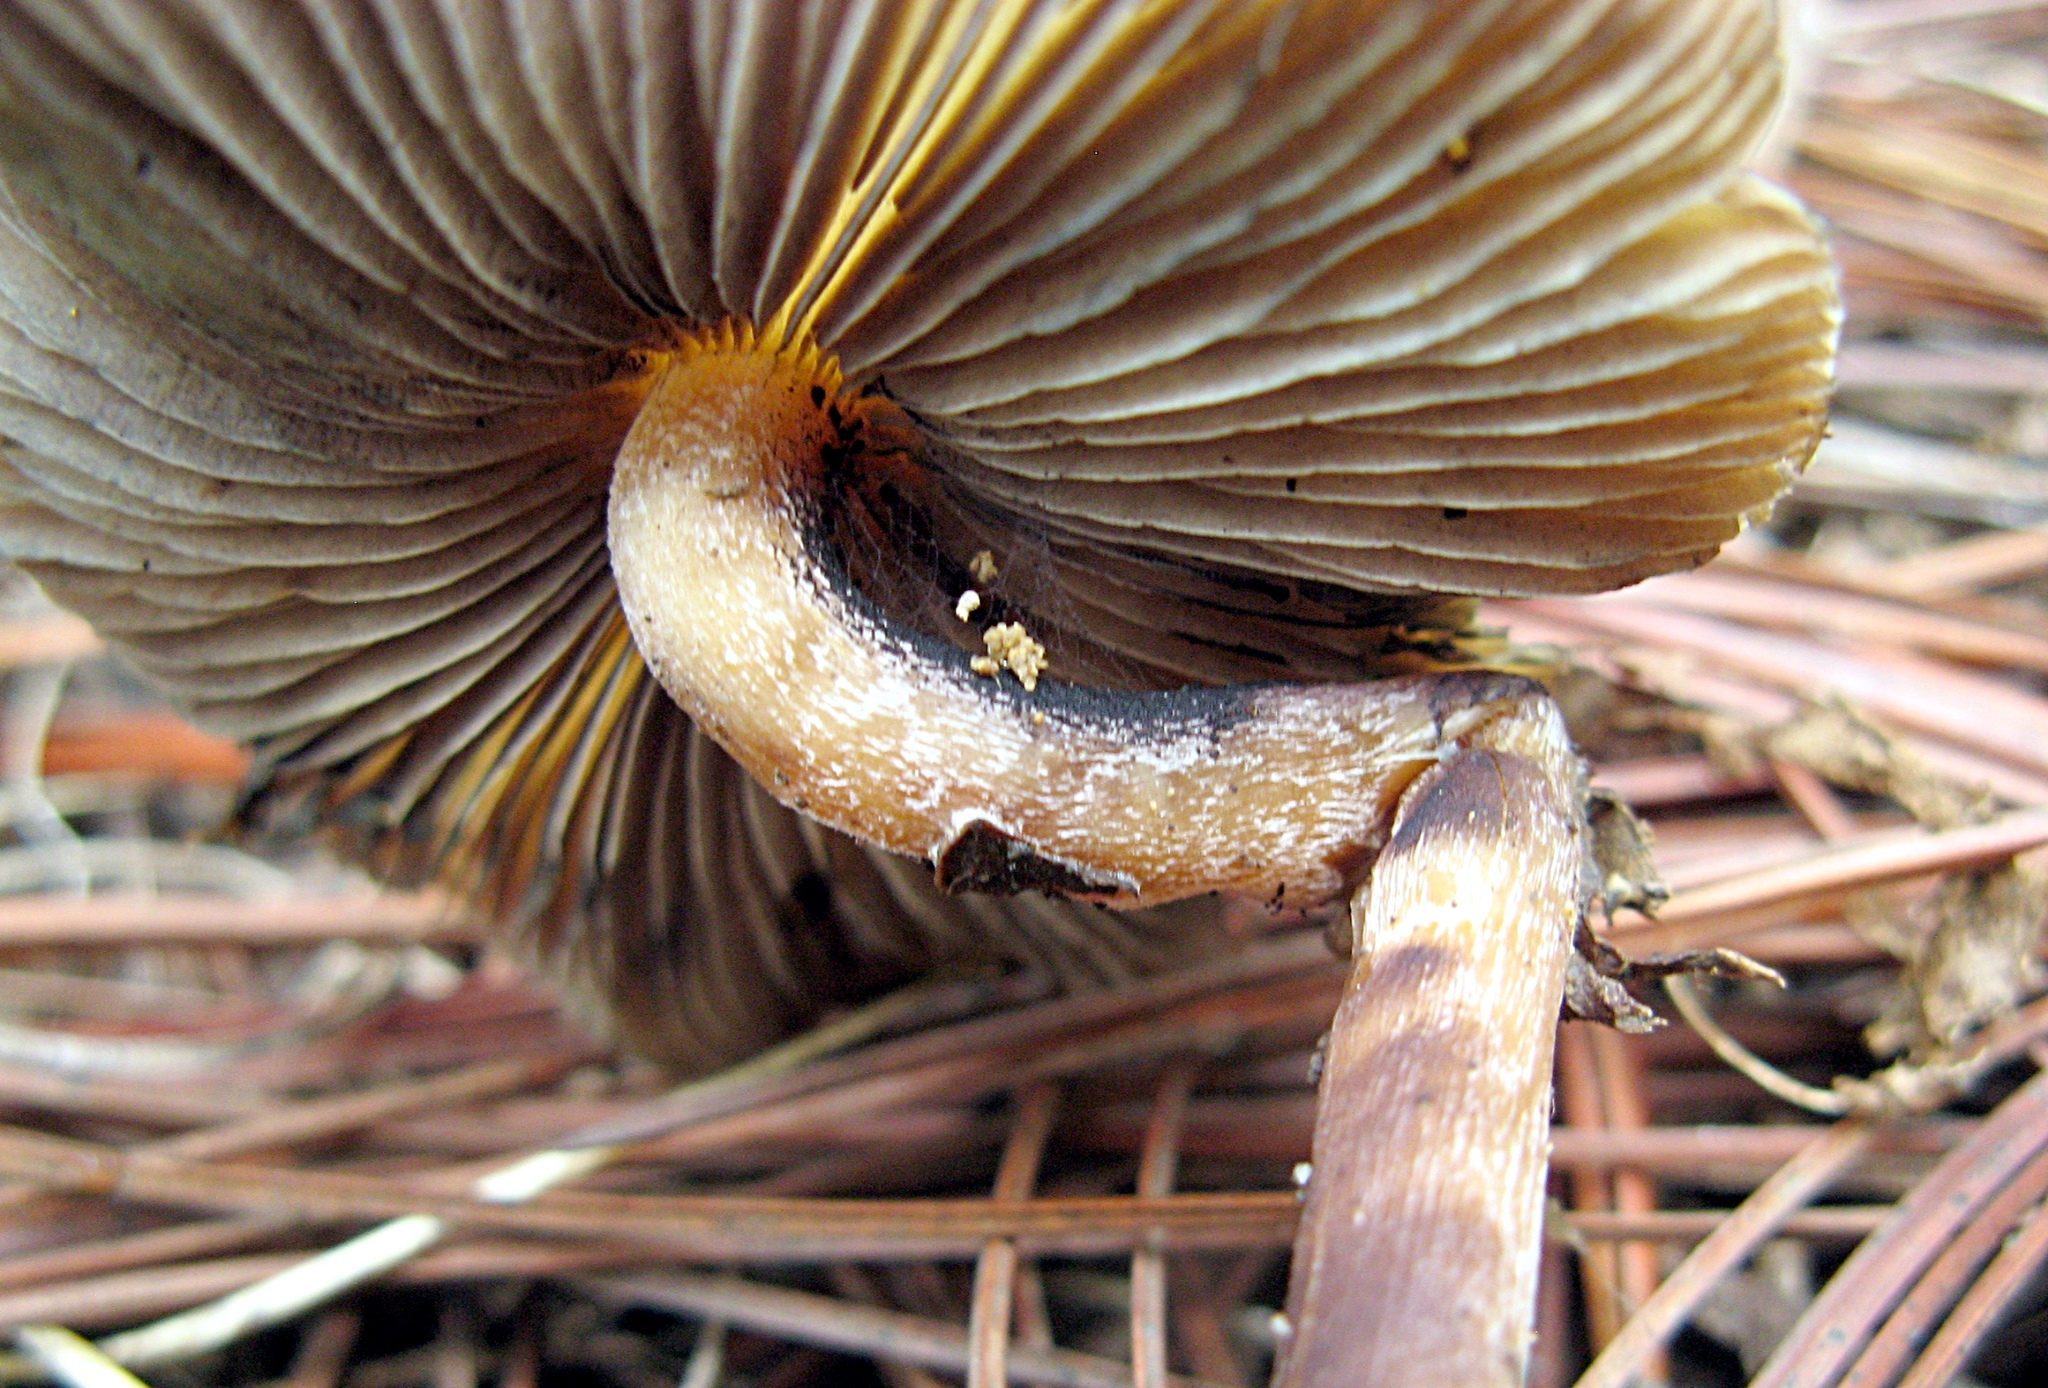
[
  {"left": 608, "top": 321, "right": 1590, "bottom": 1383},
  {"left": 608, "top": 323, "right": 1542, "bottom": 909},
  {"left": 1276, "top": 704, "right": 1587, "bottom": 1388}
]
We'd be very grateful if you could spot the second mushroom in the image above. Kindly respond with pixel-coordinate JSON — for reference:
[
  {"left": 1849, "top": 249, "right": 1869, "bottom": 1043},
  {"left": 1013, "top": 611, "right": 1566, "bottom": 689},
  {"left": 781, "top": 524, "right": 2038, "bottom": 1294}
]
[{"left": 0, "top": 2, "right": 1836, "bottom": 1383}]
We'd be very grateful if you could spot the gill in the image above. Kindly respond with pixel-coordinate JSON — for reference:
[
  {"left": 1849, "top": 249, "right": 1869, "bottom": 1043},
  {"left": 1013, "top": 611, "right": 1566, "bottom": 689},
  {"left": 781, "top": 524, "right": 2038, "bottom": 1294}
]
[
  {"left": 429, "top": 613, "right": 644, "bottom": 911},
  {"left": 767, "top": 0, "right": 1261, "bottom": 351}
]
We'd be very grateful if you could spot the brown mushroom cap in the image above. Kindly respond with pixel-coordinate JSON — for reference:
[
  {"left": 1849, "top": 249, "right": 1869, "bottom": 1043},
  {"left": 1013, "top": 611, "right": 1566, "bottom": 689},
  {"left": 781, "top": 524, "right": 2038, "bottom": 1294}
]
[{"left": 0, "top": 0, "right": 1835, "bottom": 1066}]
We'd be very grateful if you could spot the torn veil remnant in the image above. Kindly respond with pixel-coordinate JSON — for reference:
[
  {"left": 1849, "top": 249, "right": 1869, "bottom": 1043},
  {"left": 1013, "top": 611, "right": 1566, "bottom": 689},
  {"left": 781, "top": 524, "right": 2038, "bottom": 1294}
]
[{"left": 0, "top": 3, "right": 1836, "bottom": 1385}]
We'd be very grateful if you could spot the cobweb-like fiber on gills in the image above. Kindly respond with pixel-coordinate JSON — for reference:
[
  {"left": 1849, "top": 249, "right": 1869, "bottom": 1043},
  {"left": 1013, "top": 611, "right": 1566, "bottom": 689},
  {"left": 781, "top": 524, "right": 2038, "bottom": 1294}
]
[{"left": 0, "top": 0, "right": 1835, "bottom": 1069}]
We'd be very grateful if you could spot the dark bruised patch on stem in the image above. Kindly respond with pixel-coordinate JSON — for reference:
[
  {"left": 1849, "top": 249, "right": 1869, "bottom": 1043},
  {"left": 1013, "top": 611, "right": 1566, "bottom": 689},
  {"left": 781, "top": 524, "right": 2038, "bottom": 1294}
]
[
  {"left": 933, "top": 818, "right": 1139, "bottom": 899},
  {"left": 1388, "top": 747, "right": 1514, "bottom": 855},
  {"left": 1359, "top": 942, "right": 1462, "bottom": 1000}
]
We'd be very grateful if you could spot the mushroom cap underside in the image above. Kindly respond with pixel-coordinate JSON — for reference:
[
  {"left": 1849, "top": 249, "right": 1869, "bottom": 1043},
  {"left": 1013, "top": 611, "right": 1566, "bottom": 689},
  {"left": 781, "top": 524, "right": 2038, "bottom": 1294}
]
[{"left": 0, "top": 0, "right": 1836, "bottom": 1066}]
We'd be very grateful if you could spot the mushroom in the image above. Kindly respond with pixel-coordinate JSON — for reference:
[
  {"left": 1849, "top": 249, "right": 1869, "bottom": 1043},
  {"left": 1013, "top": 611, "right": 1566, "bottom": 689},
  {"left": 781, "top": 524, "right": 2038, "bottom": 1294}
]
[{"left": 0, "top": 2, "right": 1836, "bottom": 1384}]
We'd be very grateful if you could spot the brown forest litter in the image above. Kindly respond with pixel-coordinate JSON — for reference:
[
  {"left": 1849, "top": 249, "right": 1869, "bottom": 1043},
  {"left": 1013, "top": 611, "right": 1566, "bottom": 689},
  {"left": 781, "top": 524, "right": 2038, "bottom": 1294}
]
[{"left": 5, "top": 4, "right": 2048, "bottom": 1386}]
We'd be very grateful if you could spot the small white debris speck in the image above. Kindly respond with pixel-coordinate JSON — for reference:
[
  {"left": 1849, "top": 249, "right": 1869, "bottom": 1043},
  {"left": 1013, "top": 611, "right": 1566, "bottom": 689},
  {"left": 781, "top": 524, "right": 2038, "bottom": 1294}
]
[
  {"left": 1291, "top": 1161, "right": 1313, "bottom": 1189},
  {"left": 968, "top": 549, "right": 999, "bottom": 584},
  {"left": 955, "top": 589, "right": 981, "bottom": 622},
  {"left": 1269, "top": 1312, "right": 1292, "bottom": 1341}
]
